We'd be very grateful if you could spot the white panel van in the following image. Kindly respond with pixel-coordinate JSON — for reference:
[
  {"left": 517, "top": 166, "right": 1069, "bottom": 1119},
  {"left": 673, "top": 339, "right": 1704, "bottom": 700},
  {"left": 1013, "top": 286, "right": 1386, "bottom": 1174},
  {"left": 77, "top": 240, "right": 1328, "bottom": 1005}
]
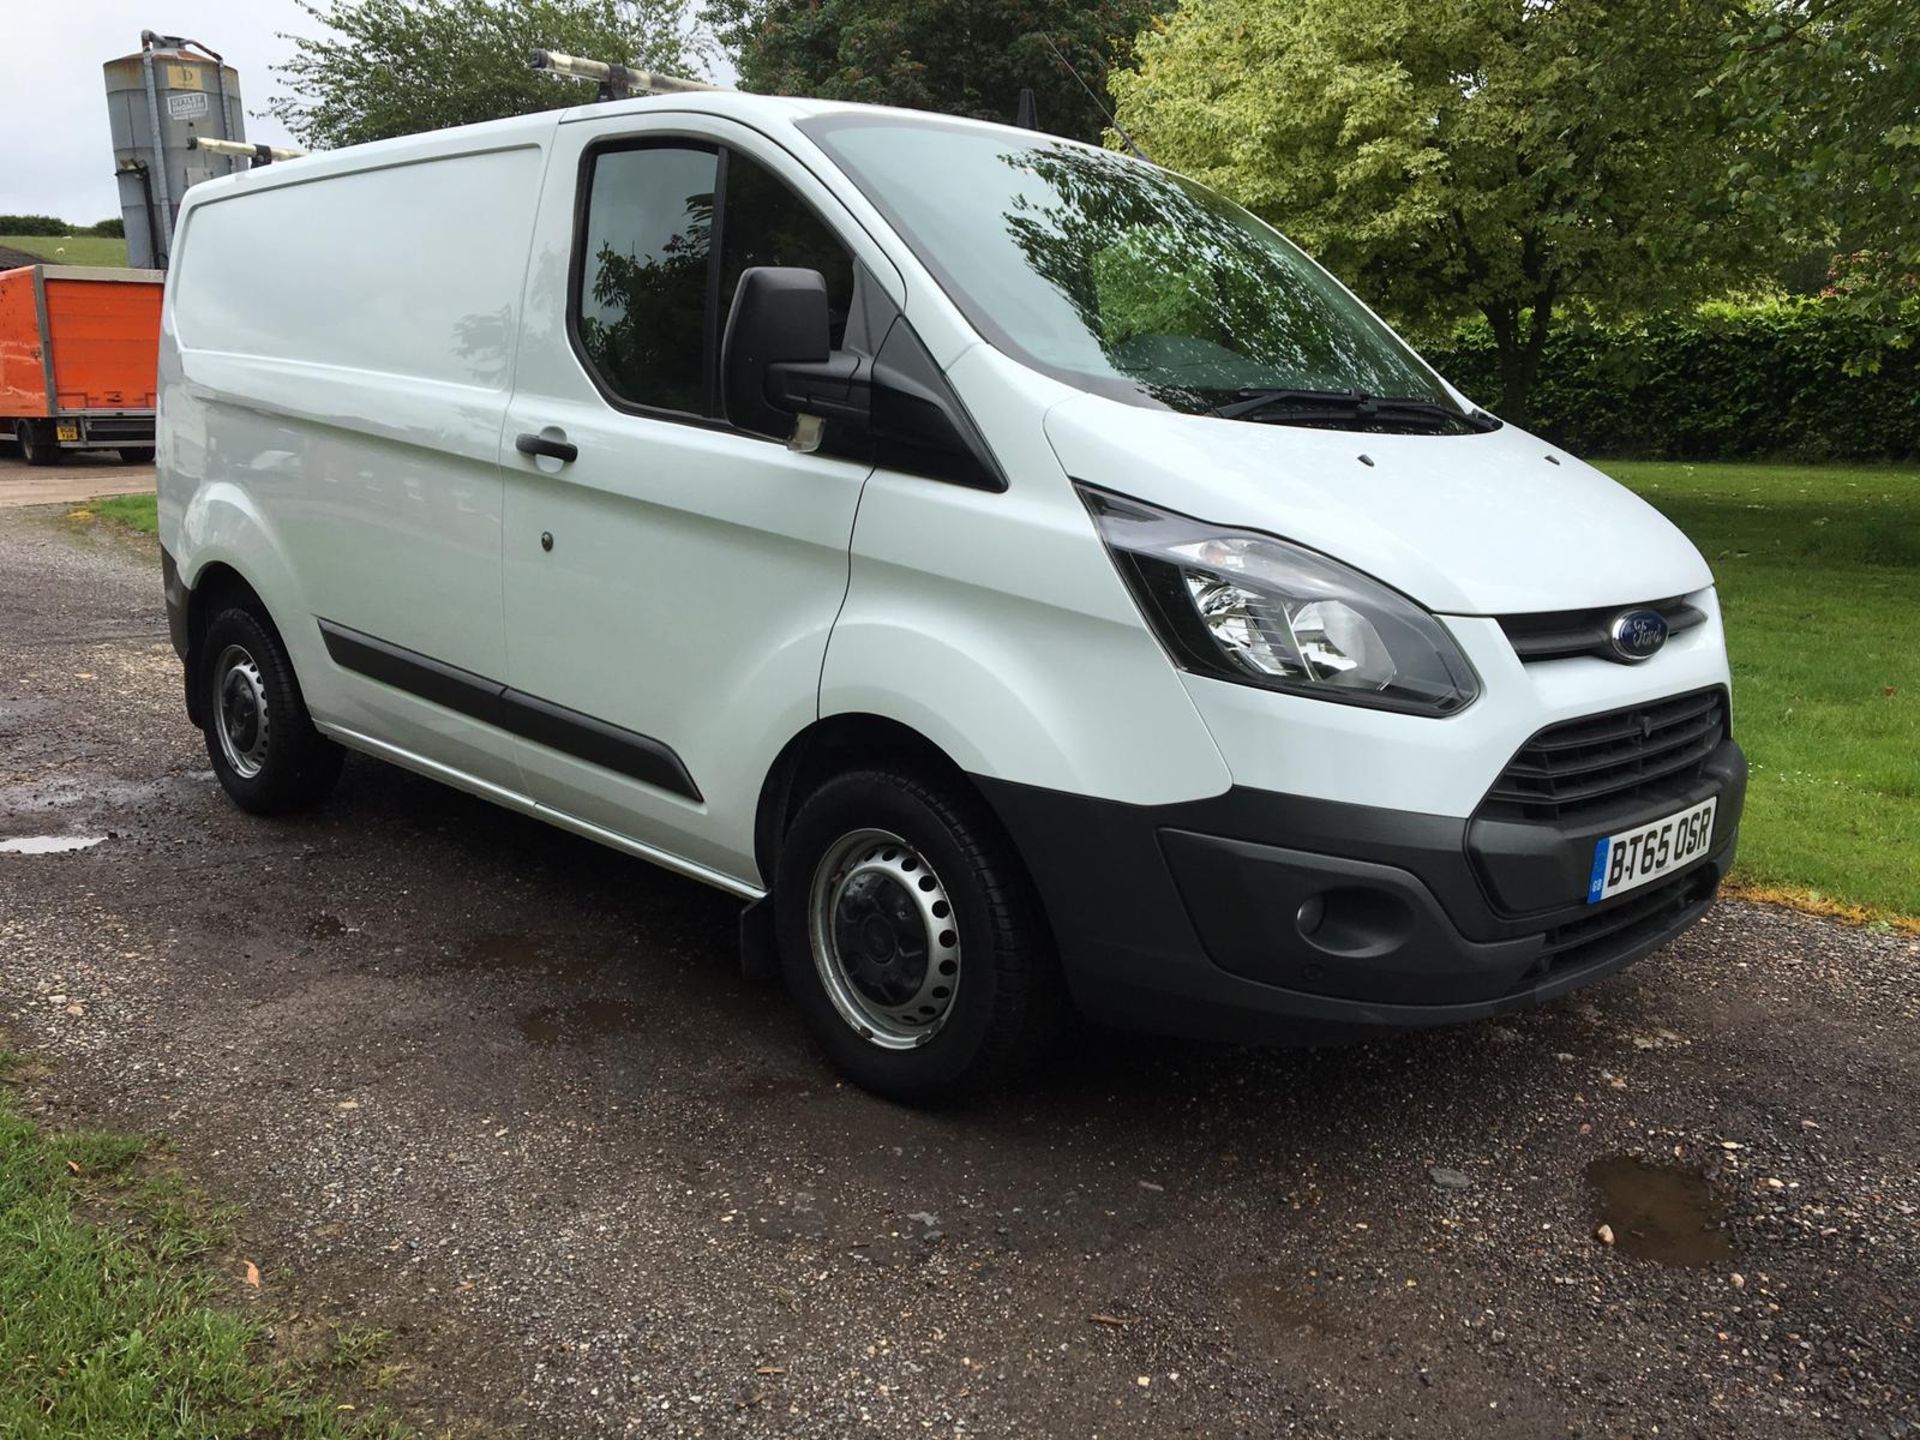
[{"left": 157, "top": 95, "right": 1746, "bottom": 1100}]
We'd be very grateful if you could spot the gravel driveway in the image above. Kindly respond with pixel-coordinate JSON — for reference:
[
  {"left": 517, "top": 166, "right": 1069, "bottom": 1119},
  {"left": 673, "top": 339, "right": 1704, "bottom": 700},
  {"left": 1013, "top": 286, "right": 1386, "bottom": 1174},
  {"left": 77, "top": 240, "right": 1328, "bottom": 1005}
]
[{"left": 2, "top": 504, "right": 1916, "bottom": 1438}]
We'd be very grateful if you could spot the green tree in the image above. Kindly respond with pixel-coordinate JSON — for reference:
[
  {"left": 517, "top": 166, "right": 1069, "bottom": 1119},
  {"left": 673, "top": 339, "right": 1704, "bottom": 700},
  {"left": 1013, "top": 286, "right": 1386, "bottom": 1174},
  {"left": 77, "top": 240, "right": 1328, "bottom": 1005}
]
[
  {"left": 1111, "top": 0, "right": 1781, "bottom": 427},
  {"left": 1720, "top": 0, "right": 1918, "bottom": 359},
  {"left": 709, "top": 0, "right": 1168, "bottom": 146},
  {"left": 271, "top": 0, "right": 710, "bottom": 149}
]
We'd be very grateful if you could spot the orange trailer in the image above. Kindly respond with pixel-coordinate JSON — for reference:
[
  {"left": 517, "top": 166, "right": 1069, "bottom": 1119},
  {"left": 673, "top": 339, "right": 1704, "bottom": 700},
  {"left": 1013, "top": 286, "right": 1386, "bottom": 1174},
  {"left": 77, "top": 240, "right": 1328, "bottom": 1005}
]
[{"left": 1, "top": 264, "right": 164, "bottom": 465}]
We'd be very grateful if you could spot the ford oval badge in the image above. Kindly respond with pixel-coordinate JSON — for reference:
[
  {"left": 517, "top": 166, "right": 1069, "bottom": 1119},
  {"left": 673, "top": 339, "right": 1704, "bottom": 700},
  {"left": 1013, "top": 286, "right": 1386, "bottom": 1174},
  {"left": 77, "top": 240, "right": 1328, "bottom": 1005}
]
[{"left": 1608, "top": 609, "right": 1668, "bottom": 663}]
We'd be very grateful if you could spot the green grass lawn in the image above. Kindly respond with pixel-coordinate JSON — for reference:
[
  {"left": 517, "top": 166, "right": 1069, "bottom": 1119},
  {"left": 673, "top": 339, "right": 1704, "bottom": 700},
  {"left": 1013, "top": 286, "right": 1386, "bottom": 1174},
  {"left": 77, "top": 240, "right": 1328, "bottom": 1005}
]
[
  {"left": 1603, "top": 461, "right": 1919, "bottom": 923},
  {"left": 0, "top": 1054, "right": 408, "bottom": 1438},
  {"left": 83, "top": 468, "right": 1917, "bottom": 920},
  {"left": 85, "top": 492, "right": 160, "bottom": 535},
  {"left": 0, "top": 233, "right": 130, "bottom": 267}
]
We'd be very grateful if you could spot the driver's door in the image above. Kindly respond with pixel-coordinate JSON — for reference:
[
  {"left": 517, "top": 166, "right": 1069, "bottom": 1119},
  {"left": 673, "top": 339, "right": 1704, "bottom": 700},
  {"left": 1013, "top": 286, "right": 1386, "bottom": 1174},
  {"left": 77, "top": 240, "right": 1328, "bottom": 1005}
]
[{"left": 498, "top": 115, "right": 897, "bottom": 886}]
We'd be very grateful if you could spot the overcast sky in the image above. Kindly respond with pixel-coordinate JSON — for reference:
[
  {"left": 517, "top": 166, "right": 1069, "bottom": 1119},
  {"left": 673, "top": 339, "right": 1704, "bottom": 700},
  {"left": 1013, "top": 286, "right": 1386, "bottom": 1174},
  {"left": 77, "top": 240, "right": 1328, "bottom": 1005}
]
[
  {"left": 0, "top": 0, "right": 734, "bottom": 226},
  {"left": 1, "top": 1, "right": 314, "bottom": 224}
]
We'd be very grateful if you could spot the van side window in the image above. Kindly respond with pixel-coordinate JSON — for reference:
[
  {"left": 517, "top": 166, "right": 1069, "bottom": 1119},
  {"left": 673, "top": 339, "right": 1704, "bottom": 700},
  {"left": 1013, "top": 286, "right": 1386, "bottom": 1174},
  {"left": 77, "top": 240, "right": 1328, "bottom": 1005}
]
[
  {"left": 718, "top": 152, "right": 855, "bottom": 353},
  {"left": 576, "top": 144, "right": 718, "bottom": 416},
  {"left": 572, "top": 141, "right": 856, "bottom": 421}
]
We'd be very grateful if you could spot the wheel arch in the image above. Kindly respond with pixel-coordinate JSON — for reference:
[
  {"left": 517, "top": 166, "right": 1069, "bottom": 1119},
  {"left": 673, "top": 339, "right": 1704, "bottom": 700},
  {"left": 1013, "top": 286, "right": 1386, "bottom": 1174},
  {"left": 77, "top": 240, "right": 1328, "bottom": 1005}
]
[
  {"left": 174, "top": 483, "right": 307, "bottom": 727},
  {"left": 179, "top": 562, "right": 291, "bottom": 728},
  {"left": 753, "top": 713, "right": 987, "bottom": 888}
]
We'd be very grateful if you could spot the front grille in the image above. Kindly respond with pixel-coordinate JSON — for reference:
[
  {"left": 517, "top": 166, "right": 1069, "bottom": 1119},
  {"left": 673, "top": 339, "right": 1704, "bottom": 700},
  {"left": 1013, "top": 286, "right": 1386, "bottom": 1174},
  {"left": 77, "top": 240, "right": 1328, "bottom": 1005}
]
[
  {"left": 1481, "top": 688, "right": 1728, "bottom": 821},
  {"left": 1499, "top": 595, "right": 1707, "bottom": 664},
  {"left": 1537, "top": 865, "right": 1717, "bottom": 974}
]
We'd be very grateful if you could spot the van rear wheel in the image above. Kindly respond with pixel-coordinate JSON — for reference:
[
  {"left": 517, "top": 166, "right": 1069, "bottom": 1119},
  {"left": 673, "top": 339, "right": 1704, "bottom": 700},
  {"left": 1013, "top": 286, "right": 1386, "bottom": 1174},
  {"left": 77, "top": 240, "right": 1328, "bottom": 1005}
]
[
  {"left": 199, "top": 606, "right": 343, "bottom": 815},
  {"left": 774, "top": 766, "right": 1062, "bottom": 1102}
]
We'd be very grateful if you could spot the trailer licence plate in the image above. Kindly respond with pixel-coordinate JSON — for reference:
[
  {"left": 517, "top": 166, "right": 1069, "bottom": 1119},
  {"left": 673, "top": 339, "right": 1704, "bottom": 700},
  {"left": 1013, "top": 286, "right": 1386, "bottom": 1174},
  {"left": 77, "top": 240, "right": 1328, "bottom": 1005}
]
[
  {"left": 1587, "top": 797, "right": 1717, "bottom": 904},
  {"left": 55, "top": 423, "right": 79, "bottom": 441}
]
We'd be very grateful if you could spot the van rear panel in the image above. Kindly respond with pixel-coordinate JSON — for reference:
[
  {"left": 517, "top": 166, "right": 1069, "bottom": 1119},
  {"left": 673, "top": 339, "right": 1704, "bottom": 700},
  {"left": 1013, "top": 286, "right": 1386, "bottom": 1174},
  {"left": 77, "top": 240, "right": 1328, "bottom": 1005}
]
[{"left": 168, "top": 144, "right": 543, "bottom": 388}]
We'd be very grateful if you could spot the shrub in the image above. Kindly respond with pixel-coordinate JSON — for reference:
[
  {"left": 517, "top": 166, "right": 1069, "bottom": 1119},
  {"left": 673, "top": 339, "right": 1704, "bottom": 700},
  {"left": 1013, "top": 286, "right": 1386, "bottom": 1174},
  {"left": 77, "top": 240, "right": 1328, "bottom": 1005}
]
[
  {"left": 1424, "top": 298, "right": 1920, "bottom": 460},
  {"left": 88, "top": 217, "right": 126, "bottom": 238}
]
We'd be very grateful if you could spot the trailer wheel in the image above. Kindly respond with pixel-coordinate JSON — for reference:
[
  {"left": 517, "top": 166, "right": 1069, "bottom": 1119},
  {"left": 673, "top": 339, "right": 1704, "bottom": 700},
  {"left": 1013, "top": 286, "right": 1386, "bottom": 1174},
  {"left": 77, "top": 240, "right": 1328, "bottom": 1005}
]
[
  {"left": 15, "top": 420, "right": 57, "bottom": 467},
  {"left": 118, "top": 447, "right": 155, "bottom": 465}
]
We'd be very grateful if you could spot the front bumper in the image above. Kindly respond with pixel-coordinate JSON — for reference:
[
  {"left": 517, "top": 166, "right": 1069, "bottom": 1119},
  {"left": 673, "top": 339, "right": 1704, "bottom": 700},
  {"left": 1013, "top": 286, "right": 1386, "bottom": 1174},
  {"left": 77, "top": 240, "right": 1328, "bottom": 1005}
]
[{"left": 975, "top": 739, "right": 1745, "bottom": 1040}]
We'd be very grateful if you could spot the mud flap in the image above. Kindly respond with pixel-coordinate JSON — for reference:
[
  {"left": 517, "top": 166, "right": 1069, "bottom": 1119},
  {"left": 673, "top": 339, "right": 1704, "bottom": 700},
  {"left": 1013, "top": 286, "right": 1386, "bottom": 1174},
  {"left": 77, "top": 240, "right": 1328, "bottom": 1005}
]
[{"left": 738, "top": 894, "right": 780, "bottom": 983}]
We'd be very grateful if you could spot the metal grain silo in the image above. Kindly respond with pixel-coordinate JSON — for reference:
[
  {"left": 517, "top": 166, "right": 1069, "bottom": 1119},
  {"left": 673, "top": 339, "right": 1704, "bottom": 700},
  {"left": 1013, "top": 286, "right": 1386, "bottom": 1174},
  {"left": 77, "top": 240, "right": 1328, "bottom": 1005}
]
[{"left": 103, "top": 33, "right": 248, "bottom": 269}]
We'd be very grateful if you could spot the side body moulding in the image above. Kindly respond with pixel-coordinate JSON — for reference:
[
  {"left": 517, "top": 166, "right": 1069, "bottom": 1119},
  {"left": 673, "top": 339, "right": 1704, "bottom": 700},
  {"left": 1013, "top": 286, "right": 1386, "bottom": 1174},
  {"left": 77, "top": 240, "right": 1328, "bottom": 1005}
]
[{"left": 317, "top": 620, "right": 702, "bottom": 802}]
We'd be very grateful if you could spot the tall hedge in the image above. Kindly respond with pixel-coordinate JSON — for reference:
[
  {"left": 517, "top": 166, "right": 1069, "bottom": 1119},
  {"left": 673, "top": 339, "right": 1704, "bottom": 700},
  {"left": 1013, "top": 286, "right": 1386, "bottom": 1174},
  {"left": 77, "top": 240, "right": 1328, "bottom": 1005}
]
[
  {"left": 1423, "top": 299, "right": 1920, "bottom": 460},
  {"left": 0, "top": 215, "right": 72, "bottom": 237}
]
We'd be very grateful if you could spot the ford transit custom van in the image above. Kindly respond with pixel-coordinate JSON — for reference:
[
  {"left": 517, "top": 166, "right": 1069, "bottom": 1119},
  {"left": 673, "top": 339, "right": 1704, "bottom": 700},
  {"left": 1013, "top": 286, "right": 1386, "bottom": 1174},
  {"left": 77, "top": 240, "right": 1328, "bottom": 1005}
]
[{"left": 156, "top": 94, "right": 1745, "bottom": 1100}]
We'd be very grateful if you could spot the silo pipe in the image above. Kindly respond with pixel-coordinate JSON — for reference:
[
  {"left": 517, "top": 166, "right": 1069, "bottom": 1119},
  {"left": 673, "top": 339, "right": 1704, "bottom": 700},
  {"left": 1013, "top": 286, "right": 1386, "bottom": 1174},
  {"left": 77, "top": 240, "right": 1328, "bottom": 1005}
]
[
  {"left": 115, "top": 158, "right": 165, "bottom": 268},
  {"left": 137, "top": 38, "right": 173, "bottom": 232}
]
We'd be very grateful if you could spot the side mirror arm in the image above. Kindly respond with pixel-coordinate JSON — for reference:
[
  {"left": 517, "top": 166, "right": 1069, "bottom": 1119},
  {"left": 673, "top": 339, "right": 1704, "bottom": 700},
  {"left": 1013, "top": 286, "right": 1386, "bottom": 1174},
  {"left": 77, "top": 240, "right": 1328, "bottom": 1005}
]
[{"left": 765, "top": 351, "right": 871, "bottom": 451}]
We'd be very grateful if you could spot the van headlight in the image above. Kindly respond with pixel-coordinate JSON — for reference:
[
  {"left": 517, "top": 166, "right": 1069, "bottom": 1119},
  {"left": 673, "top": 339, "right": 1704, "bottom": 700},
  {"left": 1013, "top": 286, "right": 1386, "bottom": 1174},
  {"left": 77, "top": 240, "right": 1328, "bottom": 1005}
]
[{"left": 1080, "top": 486, "right": 1480, "bottom": 716}]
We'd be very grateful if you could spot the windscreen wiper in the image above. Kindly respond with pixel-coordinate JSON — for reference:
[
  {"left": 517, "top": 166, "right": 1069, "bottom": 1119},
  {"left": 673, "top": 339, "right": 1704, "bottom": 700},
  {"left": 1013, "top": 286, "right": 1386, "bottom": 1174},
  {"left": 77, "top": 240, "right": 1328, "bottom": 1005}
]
[{"left": 1215, "top": 387, "right": 1497, "bottom": 432}]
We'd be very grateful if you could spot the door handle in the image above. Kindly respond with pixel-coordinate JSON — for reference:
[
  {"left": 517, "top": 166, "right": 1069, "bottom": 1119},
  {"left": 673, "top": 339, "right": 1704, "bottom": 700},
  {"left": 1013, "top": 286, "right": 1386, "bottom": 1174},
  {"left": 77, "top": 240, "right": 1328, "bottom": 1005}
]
[{"left": 515, "top": 431, "right": 578, "bottom": 464}]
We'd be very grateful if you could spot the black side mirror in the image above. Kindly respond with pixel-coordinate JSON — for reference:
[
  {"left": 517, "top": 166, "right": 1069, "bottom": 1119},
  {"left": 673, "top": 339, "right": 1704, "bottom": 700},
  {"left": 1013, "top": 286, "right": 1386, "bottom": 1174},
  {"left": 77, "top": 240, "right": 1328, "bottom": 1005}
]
[{"left": 722, "top": 266, "right": 868, "bottom": 445}]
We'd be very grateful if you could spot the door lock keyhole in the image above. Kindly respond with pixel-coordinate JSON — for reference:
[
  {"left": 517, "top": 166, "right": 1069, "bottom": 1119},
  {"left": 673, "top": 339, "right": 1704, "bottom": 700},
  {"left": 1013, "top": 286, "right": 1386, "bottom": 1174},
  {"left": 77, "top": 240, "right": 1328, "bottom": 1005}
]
[{"left": 540, "top": 531, "right": 553, "bottom": 552}]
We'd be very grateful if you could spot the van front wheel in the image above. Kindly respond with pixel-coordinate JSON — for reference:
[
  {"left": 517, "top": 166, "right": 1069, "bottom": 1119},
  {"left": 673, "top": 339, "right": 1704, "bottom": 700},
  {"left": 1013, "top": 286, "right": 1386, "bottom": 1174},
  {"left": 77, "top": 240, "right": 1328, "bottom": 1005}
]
[
  {"left": 775, "top": 767, "right": 1062, "bottom": 1102},
  {"left": 199, "top": 606, "right": 343, "bottom": 815}
]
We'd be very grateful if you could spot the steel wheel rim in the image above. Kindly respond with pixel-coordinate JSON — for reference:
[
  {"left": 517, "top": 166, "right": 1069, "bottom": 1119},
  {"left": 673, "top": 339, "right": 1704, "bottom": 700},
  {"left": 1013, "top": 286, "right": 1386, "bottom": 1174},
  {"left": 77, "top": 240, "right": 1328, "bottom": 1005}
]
[
  {"left": 808, "top": 828, "right": 961, "bottom": 1049},
  {"left": 213, "top": 643, "right": 270, "bottom": 780}
]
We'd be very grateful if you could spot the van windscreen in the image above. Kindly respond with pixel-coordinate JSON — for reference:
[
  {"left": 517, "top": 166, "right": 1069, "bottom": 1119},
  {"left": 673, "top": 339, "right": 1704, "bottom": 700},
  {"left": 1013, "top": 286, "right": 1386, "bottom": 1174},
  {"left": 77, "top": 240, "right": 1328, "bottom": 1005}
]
[{"left": 801, "top": 115, "right": 1462, "bottom": 421}]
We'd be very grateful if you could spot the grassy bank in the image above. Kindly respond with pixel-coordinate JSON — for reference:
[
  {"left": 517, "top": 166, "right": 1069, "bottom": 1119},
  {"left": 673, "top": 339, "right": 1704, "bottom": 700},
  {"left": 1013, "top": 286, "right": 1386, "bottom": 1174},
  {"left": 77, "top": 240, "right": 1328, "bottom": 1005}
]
[
  {"left": 0, "top": 1053, "right": 407, "bottom": 1438},
  {"left": 1604, "top": 461, "right": 1918, "bottom": 923},
  {"left": 0, "top": 234, "right": 130, "bottom": 267}
]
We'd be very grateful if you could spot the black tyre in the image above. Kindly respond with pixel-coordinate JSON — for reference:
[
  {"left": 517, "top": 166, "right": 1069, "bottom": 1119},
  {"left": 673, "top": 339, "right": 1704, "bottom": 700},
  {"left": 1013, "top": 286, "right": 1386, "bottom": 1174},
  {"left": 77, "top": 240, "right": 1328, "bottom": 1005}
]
[
  {"left": 199, "top": 605, "right": 343, "bottom": 815},
  {"left": 16, "top": 420, "right": 58, "bottom": 467},
  {"left": 774, "top": 766, "right": 1063, "bottom": 1102},
  {"left": 117, "top": 446, "right": 156, "bottom": 465}
]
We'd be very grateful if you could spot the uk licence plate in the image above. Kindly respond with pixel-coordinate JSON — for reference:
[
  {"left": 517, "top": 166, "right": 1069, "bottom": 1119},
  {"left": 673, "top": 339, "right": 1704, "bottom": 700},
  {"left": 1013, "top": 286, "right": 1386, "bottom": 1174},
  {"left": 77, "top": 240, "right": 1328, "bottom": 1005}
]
[
  {"left": 55, "top": 423, "right": 79, "bottom": 442},
  {"left": 1587, "top": 797, "right": 1717, "bottom": 904}
]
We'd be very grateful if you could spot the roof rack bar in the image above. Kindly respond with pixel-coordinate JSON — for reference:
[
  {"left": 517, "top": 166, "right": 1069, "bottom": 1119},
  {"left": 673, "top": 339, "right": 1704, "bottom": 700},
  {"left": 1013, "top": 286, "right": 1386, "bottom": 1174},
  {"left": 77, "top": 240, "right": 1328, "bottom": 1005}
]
[
  {"left": 191, "top": 136, "right": 308, "bottom": 164},
  {"left": 529, "top": 49, "right": 722, "bottom": 100}
]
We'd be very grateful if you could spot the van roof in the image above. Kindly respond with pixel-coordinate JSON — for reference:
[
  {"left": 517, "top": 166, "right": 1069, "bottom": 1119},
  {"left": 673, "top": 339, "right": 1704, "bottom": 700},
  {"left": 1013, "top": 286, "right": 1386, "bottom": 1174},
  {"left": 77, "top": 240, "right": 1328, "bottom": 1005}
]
[
  {"left": 558, "top": 90, "right": 849, "bottom": 125},
  {"left": 176, "top": 90, "right": 1092, "bottom": 211}
]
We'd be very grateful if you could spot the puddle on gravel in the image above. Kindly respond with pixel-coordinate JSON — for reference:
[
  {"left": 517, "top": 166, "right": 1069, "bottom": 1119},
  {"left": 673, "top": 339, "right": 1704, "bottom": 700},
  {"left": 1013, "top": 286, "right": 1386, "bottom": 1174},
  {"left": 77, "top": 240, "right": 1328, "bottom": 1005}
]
[
  {"left": 0, "top": 834, "right": 107, "bottom": 855},
  {"left": 1224, "top": 1272, "right": 1341, "bottom": 1343},
  {"left": 308, "top": 913, "right": 347, "bottom": 940},
  {"left": 515, "top": 998, "right": 640, "bottom": 1047},
  {"left": 1587, "top": 1155, "right": 1736, "bottom": 1266}
]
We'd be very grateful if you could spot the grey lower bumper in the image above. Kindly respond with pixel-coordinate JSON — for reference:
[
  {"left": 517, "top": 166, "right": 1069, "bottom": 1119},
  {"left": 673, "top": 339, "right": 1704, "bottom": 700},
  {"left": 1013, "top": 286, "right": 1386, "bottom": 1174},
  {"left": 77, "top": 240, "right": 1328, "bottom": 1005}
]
[{"left": 974, "top": 741, "right": 1746, "bottom": 1041}]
